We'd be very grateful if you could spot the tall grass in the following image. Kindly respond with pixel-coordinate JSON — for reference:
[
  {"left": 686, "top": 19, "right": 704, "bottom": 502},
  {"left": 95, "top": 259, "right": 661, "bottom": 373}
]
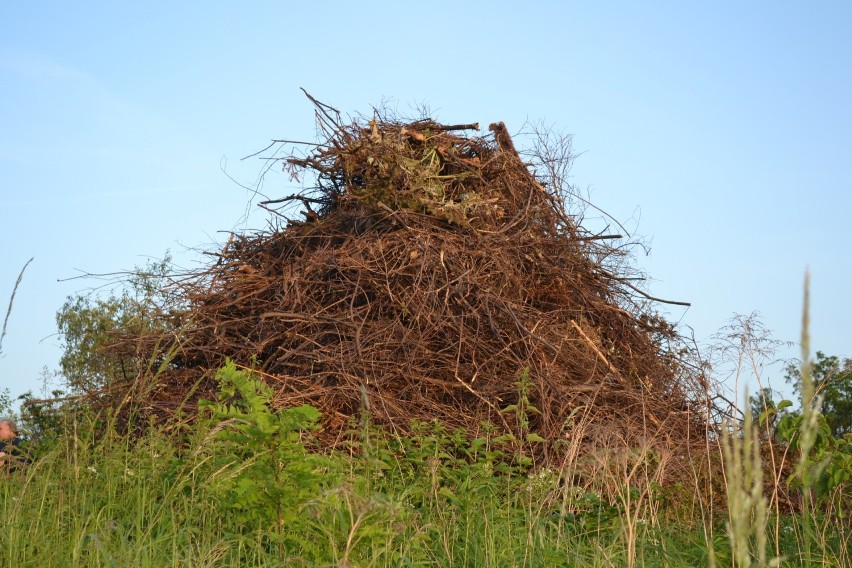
[
  {"left": 717, "top": 272, "right": 851, "bottom": 567},
  {"left": 2, "top": 397, "right": 847, "bottom": 565},
  {"left": 721, "top": 398, "right": 770, "bottom": 567},
  {"left": 0, "top": 392, "right": 715, "bottom": 566},
  {"left": 0, "top": 256, "right": 33, "bottom": 357}
]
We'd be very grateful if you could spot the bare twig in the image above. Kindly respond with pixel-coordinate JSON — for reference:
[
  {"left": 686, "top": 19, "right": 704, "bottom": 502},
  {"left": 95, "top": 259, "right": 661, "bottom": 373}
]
[
  {"left": 570, "top": 319, "right": 627, "bottom": 386},
  {"left": 602, "top": 269, "right": 692, "bottom": 307},
  {"left": 300, "top": 87, "right": 342, "bottom": 129}
]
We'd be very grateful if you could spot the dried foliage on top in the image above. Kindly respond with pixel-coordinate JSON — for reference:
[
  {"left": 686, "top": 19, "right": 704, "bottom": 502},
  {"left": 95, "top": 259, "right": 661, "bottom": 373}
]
[{"left": 110, "top": 101, "right": 711, "bottom": 467}]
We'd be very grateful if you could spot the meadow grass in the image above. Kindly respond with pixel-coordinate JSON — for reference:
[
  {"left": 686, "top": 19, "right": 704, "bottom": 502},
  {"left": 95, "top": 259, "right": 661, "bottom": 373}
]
[
  {"left": 3, "top": 394, "right": 847, "bottom": 567},
  {"left": 0, "top": 409, "right": 717, "bottom": 567}
]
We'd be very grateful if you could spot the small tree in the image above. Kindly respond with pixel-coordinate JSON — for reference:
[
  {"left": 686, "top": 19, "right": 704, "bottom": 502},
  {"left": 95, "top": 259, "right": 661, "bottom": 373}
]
[
  {"left": 785, "top": 351, "right": 852, "bottom": 438},
  {"left": 199, "top": 361, "right": 331, "bottom": 560},
  {"left": 55, "top": 255, "right": 178, "bottom": 395}
]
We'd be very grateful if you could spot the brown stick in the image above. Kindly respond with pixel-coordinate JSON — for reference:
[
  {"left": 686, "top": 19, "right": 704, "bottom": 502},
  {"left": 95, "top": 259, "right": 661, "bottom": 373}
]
[
  {"left": 570, "top": 320, "right": 660, "bottom": 426},
  {"left": 434, "top": 123, "right": 480, "bottom": 132},
  {"left": 601, "top": 270, "right": 692, "bottom": 307},
  {"left": 570, "top": 319, "right": 627, "bottom": 386}
]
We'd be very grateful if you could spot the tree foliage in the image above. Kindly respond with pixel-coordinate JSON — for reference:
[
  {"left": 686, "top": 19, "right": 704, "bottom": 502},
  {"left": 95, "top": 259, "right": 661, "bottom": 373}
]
[
  {"left": 748, "top": 386, "right": 792, "bottom": 437},
  {"left": 785, "top": 351, "right": 852, "bottom": 438},
  {"left": 55, "top": 255, "right": 177, "bottom": 395}
]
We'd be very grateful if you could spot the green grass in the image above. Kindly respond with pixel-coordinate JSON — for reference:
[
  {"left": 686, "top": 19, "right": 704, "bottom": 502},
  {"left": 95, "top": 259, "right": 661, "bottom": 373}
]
[{"left": 2, "top": 400, "right": 848, "bottom": 567}]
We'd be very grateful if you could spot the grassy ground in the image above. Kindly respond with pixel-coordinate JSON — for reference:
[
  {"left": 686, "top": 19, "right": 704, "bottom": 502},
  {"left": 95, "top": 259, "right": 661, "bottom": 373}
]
[{"left": 1, "top": 382, "right": 848, "bottom": 567}]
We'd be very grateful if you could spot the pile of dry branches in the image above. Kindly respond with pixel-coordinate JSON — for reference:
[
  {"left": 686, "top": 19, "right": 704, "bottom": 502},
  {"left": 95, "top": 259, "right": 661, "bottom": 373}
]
[{"left": 114, "top": 103, "right": 711, "bottom": 468}]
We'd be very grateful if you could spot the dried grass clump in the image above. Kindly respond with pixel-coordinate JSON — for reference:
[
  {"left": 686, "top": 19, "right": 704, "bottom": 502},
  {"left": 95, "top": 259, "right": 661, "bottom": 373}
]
[{"left": 115, "top": 102, "right": 710, "bottom": 469}]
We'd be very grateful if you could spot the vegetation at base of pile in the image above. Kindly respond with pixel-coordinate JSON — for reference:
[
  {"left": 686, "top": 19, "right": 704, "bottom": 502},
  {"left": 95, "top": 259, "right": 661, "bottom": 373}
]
[{"left": 2, "top": 361, "right": 849, "bottom": 567}]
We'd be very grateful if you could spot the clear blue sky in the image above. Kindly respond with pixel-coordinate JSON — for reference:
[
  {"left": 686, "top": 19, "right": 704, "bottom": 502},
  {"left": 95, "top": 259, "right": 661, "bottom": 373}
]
[{"left": 2, "top": 2, "right": 850, "bottom": 406}]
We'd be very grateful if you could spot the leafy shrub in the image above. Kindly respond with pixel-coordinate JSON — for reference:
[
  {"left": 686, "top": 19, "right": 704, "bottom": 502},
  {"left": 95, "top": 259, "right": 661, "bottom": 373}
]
[{"left": 199, "top": 360, "right": 335, "bottom": 561}]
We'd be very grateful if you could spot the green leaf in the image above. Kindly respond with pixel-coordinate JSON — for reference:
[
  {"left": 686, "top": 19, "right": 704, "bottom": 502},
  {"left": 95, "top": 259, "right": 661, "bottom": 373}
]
[
  {"left": 492, "top": 433, "right": 516, "bottom": 444},
  {"left": 526, "top": 404, "right": 542, "bottom": 415}
]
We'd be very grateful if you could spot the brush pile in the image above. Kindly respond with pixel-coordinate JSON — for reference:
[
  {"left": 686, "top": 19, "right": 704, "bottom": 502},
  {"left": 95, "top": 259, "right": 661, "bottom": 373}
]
[{"left": 115, "top": 103, "right": 711, "bottom": 465}]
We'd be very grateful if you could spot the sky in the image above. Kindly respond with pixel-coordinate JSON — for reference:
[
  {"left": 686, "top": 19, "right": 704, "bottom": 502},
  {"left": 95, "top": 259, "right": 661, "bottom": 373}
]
[{"left": 1, "top": 2, "right": 850, "bottom": 408}]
